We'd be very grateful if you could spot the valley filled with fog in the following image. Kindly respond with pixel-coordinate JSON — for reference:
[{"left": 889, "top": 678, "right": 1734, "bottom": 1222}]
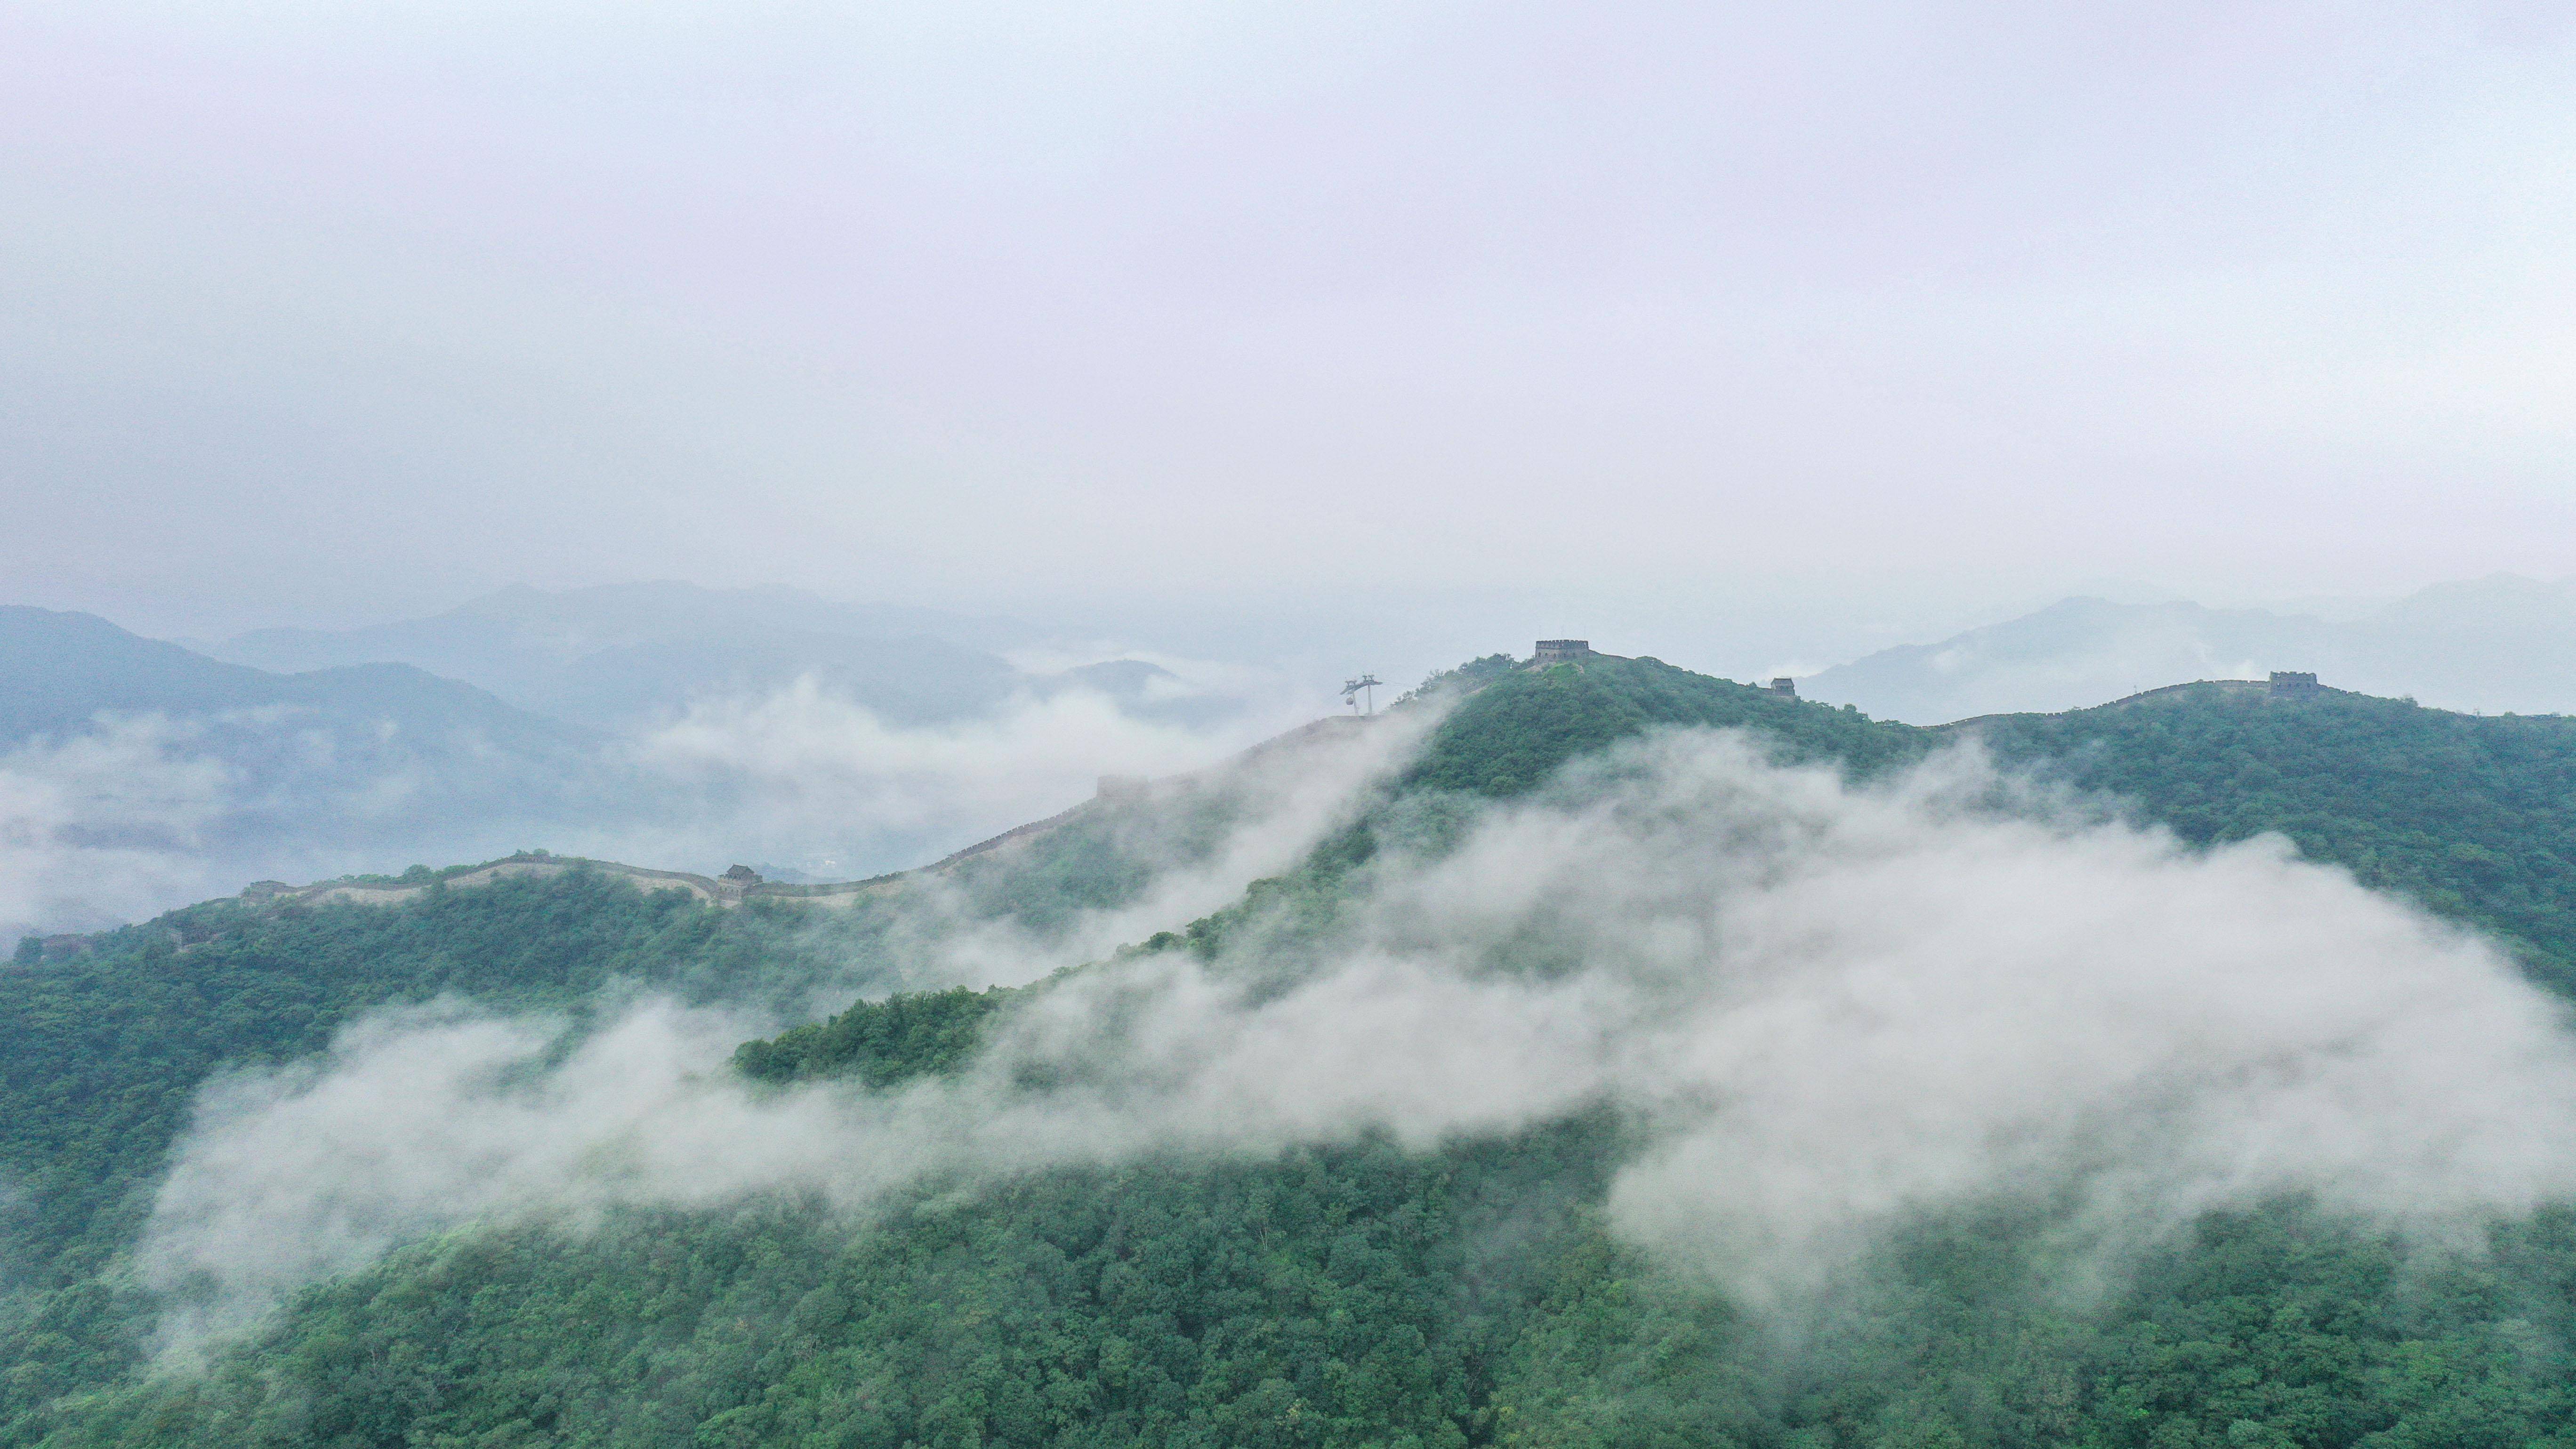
[{"left": 0, "top": 583, "right": 1313, "bottom": 941}]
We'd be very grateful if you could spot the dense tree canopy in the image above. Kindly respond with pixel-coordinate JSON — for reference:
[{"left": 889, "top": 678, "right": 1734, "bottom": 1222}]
[
  {"left": 13, "top": 659, "right": 2576, "bottom": 1448},
  {"left": 1973, "top": 687, "right": 2576, "bottom": 982}
]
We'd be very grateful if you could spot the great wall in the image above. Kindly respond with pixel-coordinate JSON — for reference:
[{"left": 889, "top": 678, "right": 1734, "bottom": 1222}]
[
  {"left": 14, "top": 771, "right": 1140, "bottom": 964},
  {"left": 1935, "top": 670, "right": 2335, "bottom": 733},
  {"left": 142, "top": 716, "right": 1378, "bottom": 936},
  {"left": 240, "top": 855, "right": 893, "bottom": 912},
  {"left": 225, "top": 661, "right": 2325, "bottom": 916},
  {"left": 232, "top": 795, "right": 1108, "bottom": 920},
  {"left": 16, "top": 651, "right": 2335, "bottom": 964}
]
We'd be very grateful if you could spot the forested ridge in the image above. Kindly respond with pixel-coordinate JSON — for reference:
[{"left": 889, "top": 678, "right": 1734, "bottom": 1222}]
[
  {"left": 11, "top": 657, "right": 2576, "bottom": 1448},
  {"left": 1971, "top": 688, "right": 2576, "bottom": 986},
  {"left": 0, "top": 777, "right": 1259, "bottom": 1439}
]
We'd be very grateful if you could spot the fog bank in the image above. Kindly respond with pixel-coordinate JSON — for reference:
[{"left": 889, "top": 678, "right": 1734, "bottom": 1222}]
[
  {"left": 139, "top": 732, "right": 2576, "bottom": 1353},
  {"left": 2, "top": 673, "right": 1320, "bottom": 941}
]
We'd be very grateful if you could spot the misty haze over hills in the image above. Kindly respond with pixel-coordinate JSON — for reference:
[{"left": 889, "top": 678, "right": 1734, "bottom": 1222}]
[
  {"left": 20, "top": 641, "right": 2576, "bottom": 1446},
  {"left": 0, "top": 607, "right": 583, "bottom": 753},
  {"left": 0, "top": 605, "right": 622, "bottom": 939},
  {"left": 206, "top": 582, "right": 1207, "bottom": 730},
  {"left": 0, "top": 590, "right": 1299, "bottom": 941},
  {"left": 8, "top": 571, "right": 2576, "bottom": 943},
  {"left": 1803, "top": 574, "right": 2576, "bottom": 724},
  {"left": 13, "top": 6, "right": 2576, "bottom": 1442}
]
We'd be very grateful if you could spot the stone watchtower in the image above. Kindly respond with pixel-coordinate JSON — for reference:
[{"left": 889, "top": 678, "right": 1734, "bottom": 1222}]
[
  {"left": 1764, "top": 678, "right": 1796, "bottom": 698},
  {"left": 2268, "top": 671, "right": 2321, "bottom": 697},
  {"left": 1533, "top": 639, "right": 1593, "bottom": 665}
]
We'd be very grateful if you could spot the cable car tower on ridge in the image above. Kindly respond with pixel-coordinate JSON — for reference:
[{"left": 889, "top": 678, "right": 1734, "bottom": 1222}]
[{"left": 1342, "top": 674, "right": 1382, "bottom": 716}]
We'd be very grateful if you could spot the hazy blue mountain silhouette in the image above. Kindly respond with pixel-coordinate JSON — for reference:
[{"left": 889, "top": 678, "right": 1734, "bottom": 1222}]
[
  {"left": 0, "top": 605, "right": 584, "bottom": 751},
  {"left": 211, "top": 582, "right": 1043, "bottom": 728},
  {"left": 1803, "top": 575, "right": 2576, "bottom": 723},
  {"left": 0, "top": 607, "right": 623, "bottom": 935}
]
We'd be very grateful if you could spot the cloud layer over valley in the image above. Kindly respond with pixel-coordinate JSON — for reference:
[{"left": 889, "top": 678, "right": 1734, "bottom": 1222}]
[
  {"left": 0, "top": 593, "right": 1347, "bottom": 941},
  {"left": 137, "top": 730, "right": 2576, "bottom": 1353},
  {"left": 0, "top": 671, "right": 1320, "bottom": 942},
  {"left": 0, "top": 716, "right": 235, "bottom": 938}
]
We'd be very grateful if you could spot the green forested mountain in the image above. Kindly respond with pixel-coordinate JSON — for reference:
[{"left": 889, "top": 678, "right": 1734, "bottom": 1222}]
[
  {"left": 11, "top": 654, "right": 2576, "bottom": 1449},
  {"left": 1970, "top": 686, "right": 2576, "bottom": 987},
  {"left": 0, "top": 761, "right": 1285, "bottom": 1441}
]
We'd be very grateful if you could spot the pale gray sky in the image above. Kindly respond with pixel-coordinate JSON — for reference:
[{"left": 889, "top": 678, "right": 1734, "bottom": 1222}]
[{"left": 4, "top": 1, "right": 2572, "bottom": 671}]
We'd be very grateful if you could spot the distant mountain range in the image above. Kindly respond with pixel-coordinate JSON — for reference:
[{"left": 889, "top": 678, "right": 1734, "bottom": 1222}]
[
  {"left": 0, "top": 605, "right": 584, "bottom": 751},
  {"left": 207, "top": 582, "right": 1184, "bottom": 729},
  {"left": 1801, "top": 574, "right": 2576, "bottom": 724},
  {"left": 0, "top": 587, "right": 1259, "bottom": 940},
  {"left": 15, "top": 572, "right": 2575, "bottom": 938},
  {"left": 19, "top": 647, "right": 2576, "bottom": 1445},
  {"left": 0, "top": 606, "right": 624, "bottom": 937}
]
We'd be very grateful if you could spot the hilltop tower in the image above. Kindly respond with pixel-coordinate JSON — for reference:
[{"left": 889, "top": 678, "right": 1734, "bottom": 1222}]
[
  {"left": 2268, "top": 671, "right": 2321, "bottom": 697},
  {"left": 1533, "top": 639, "right": 1592, "bottom": 665}
]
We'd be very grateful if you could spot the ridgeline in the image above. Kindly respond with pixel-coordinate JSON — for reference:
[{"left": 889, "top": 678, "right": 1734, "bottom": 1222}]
[{"left": 10, "top": 651, "right": 2576, "bottom": 1448}]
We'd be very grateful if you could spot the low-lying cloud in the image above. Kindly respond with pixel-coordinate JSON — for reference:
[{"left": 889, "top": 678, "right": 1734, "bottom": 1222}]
[
  {"left": 597, "top": 675, "right": 1313, "bottom": 876},
  {"left": 0, "top": 715, "right": 234, "bottom": 939},
  {"left": 2, "top": 673, "right": 1328, "bottom": 939},
  {"left": 138, "top": 730, "right": 2576, "bottom": 1355}
]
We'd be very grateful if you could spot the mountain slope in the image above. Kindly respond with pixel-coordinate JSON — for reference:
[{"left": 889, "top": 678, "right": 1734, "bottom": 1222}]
[
  {"left": 0, "top": 606, "right": 285, "bottom": 739},
  {"left": 0, "top": 607, "right": 617, "bottom": 936},
  {"left": 1971, "top": 683, "right": 2576, "bottom": 983},
  {"left": 1400, "top": 651, "right": 1922, "bottom": 798},
  {"left": 17, "top": 652, "right": 2576, "bottom": 1449},
  {"left": 0, "top": 606, "right": 577, "bottom": 751},
  {"left": 0, "top": 714, "right": 1400, "bottom": 1424}
]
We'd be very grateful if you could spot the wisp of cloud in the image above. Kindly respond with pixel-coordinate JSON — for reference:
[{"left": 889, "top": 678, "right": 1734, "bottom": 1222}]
[{"left": 0, "top": 716, "right": 233, "bottom": 939}]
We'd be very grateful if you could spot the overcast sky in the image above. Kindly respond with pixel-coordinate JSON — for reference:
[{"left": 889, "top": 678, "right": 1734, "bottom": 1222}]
[{"left": 3, "top": 1, "right": 2571, "bottom": 671}]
